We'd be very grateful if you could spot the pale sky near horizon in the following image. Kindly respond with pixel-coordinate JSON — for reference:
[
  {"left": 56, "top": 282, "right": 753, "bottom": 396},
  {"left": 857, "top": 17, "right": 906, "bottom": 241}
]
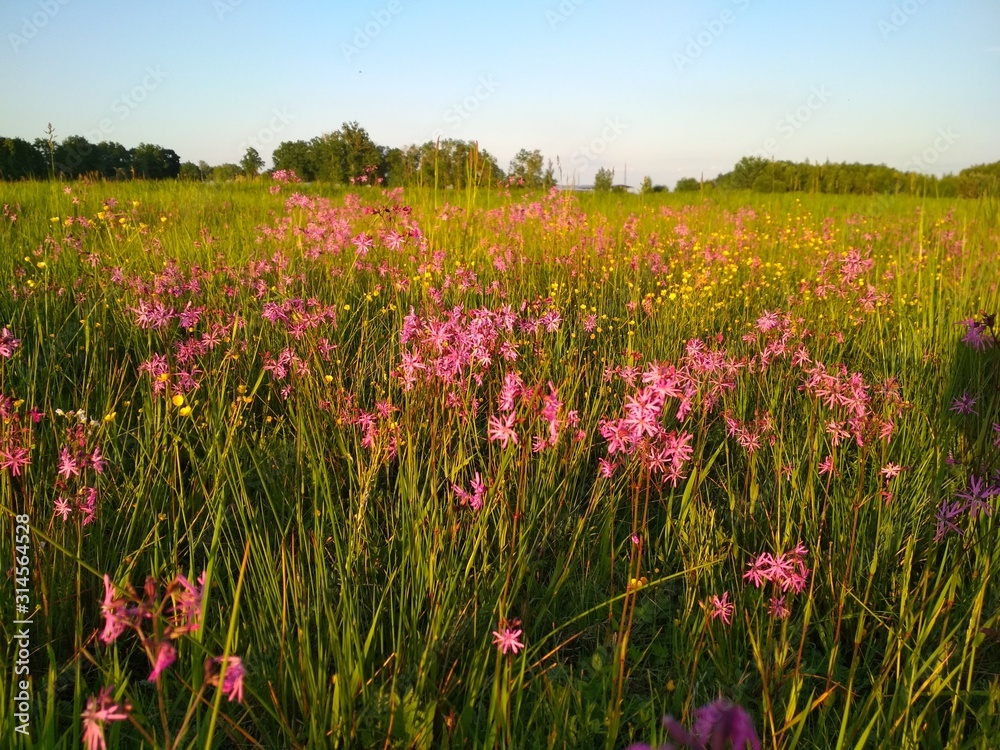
[{"left": 1, "top": 0, "right": 998, "bottom": 187}]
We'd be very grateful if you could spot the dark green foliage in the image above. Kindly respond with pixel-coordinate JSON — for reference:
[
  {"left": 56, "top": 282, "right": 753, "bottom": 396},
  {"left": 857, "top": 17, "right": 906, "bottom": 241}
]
[
  {"left": 211, "top": 163, "right": 243, "bottom": 182},
  {"left": 509, "top": 148, "right": 550, "bottom": 189},
  {"left": 240, "top": 147, "right": 264, "bottom": 178},
  {"left": 271, "top": 140, "right": 316, "bottom": 181},
  {"left": 308, "top": 121, "right": 385, "bottom": 185},
  {"left": 713, "top": 156, "right": 1000, "bottom": 197},
  {"left": 2, "top": 121, "right": 995, "bottom": 203},
  {"left": 0, "top": 136, "right": 46, "bottom": 179},
  {"left": 594, "top": 167, "right": 614, "bottom": 192},
  {"left": 384, "top": 139, "right": 504, "bottom": 189},
  {"left": 178, "top": 161, "right": 203, "bottom": 181},
  {"left": 130, "top": 142, "right": 181, "bottom": 179},
  {"left": 958, "top": 161, "right": 1000, "bottom": 198}
]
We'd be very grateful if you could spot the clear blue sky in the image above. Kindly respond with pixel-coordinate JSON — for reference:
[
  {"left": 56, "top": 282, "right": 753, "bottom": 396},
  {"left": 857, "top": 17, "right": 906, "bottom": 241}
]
[{"left": 2, "top": 0, "right": 998, "bottom": 186}]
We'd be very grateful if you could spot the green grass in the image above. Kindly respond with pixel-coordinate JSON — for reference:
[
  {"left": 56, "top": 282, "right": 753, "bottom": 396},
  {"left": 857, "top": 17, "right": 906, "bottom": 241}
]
[{"left": 0, "top": 178, "right": 998, "bottom": 748}]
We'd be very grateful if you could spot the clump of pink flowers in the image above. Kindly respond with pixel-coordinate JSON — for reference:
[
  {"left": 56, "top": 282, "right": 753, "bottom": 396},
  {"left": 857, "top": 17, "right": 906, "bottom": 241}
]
[
  {"left": 453, "top": 471, "right": 487, "bottom": 511},
  {"left": 51, "top": 414, "right": 107, "bottom": 525},
  {"left": 87, "top": 570, "right": 247, "bottom": 747},
  {"left": 0, "top": 326, "right": 20, "bottom": 359},
  {"left": 598, "top": 359, "right": 702, "bottom": 486},
  {"left": 958, "top": 313, "right": 996, "bottom": 351},
  {"left": 0, "top": 392, "right": 36, "bottom": 478},
  {"left": 743, "top": 543, "right": 810, "bottom": 619},
  {"left": 628, "top": 698, "right": 761, "bottom": 750},
  {"left": 100, "top": 570, "right": 241, "bottom": 693},
  {"left": 99, "top": 571, "right": 206, "bottom": 653},
  {"left": 935, "top": 473, "right": 1000, "bottom": 541},
  {"left": 395, "top": 304, "right": 522, "bottom": 392},
  {"left": 271, "top": 168, "right": 301, "bottom": 185},
  {"left": 801, "top": 361, "right": 904, "bottom": 447}
]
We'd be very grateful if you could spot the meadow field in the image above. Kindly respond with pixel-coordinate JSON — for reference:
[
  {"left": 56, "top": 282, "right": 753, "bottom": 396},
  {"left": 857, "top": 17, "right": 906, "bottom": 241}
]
[{"left": 1, "top": 177, "right": 998, "bottom": 749}]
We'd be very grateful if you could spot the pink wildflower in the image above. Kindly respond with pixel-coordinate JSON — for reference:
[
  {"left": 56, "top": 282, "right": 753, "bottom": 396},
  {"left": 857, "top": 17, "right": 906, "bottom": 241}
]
[
  {"left": 79, "top": 487, "right": 98, "bottom": 525},
  {"left": 81, "top": 686, "right": 130, "bottom": 750},
  {"left": 950, "top": 392, "right": 977, "bottom": 416},
  {"left": 148, "top": 641, "right": 177, "bottom": 681},
  {"left": 57, "top": 446, "right": 80, "bottom": 479},
  {"left": 880, "top": 463, "right": 904, "bottom": 481},
  {"left": 353, "top": 232, "right": 374, "bottom": 256},
  {"left": 955, "top": 474, "right": 997, "bottom": 520},
  {"left": 935, "top": 498, "right": 966, "bottom": 541},
  {"left": 469, "top": 472, "right": 486, "bottom": 511},
  {"left": 99, "top": 576, "right": 129, "bottom": 644},
  {"left": 0, "top": 445, "right": 30, "bottom": 476},
  {"left": 452, "top": 482, "right": 472, "bottom": 506},
  {"left": 744, "top": 545, "right": 810, "bottom": 595},
  {"left": 90, "top": 445, "right": 106, "bottom": 474},
  {"left": 487, "top": 411, "right": 519, "bottom": 449},
  {"left": 206, "top": 655, "right": 246, "bottom": 703},
  {"left": 597, "top": 458, "right": 616, "bottom": 478},
  {"left": 756, "top": 310, "right": 781, "bottom": 332},
  {"left": 492, "top": 625, "right": 525, "bottom": 655},
  {"left": 705, "top": 592, "right": 734, "bottom": 625},
  {"left": 959, "top": 318, "right": 992, "bottom": 351},
  {"left": 167, "top": 572, "right": 205, "bottom": 636},
  {"left": 54, "top": 496, "right": 73, "bottom": 521},
  {"left": 743, "top": 553, "right": 774, "bottom": 588},
  {"left": 768, "top": 595, "right": 791, "bottom": 619},
  {"left": 673, "top": 698, "right": 761, "bottom": 750},
  {"left": 0, "top": 327, "right": 20, "bottom": 358}
]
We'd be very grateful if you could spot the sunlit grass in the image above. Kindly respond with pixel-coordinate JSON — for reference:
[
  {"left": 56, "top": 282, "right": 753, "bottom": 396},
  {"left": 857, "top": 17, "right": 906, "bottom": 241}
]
[{"left": 1, "top": 178, "right": 998, "bottom": 748}]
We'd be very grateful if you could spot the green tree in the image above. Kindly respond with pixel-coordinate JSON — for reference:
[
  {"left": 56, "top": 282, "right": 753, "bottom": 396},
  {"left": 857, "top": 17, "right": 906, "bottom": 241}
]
[
  {"left": 94, "top": 141, "right": 131, "bottom": 179},
  {"left": 340, "top": 121, "right": 384, "bottom": 183},
  {"left": 937, "top": 174, "right": 960, "bottom": 197},
  {"left": 957, "top": 160, "right": 1000, "bottom": 198},
  {"left": 54, "top": 135, "right": 99, "bottom": 177},
  {"left": 752, "top": 172, "right": 780, "bottom": 193},
  {"left": 382, "top": 145, "right": 415, "bottom": 187},
  {"left": 640, "top": 175, "right": 653, "bottom": 195},
  {"left": 240, "top": 147, "right": 264, "bottom": 178},
  {"left": 508, "top": 148, "right": 545, "bottom": 188},
  {"left": 414, "top": 139, "right": 503, "bottom": 190},
  {"left": 0, "top": 137, "right": 47, "bottom": 180},
  {"left": 272, "top": 140, "right": 316, "bottom": 181},
  {"left": 130, "top": 143, "right": 180, "bottom": 179},
  {"left": 543, "top": 159, "right": 556, "bottom": 189},
  {"left": 178, "top": 162, "right": 202, "bottom": 180},
  {"left": 310, "top": 122, "right": 384, "bottom": 184},
  {"left": 593, "top": 167, "right": 614, "bottom": 192},
  {"left": 309, "top": 134, "right": 344, "bottom": 182},
  {"left": 675, "top": 177, "right": 700, "bottom": 192},
  {"left": 729, "top": 156, "right": 770, "bottom": 190},
  {"left": 212, "top": 163, "right": 243, "bottom": 182}
]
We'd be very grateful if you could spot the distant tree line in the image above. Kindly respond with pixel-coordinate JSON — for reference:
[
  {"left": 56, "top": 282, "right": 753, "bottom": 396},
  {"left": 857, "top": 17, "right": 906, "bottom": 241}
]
[
  {"left": 673, "top": 156, "right": 1000, "bottom": 198},
  {"left": 1, "top": 123, "right": 997, "bottom": 198},
  {"left": 268, "top": 122, "right": 568, "bottom": 191},
  {"left": 270, "top": 122, "right": 514, "bottom": 189},
  {"left": 0, "top": 121, "right": 528, "bottom": 189},
  {"left": 0, "top": 128, "right": 182, "bottom": 180}
]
